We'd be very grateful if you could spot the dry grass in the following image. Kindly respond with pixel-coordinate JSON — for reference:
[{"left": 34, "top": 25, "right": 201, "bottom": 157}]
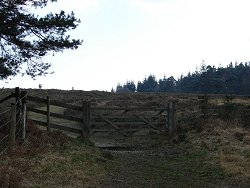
[
  {"left": 185, "top": 118, "right": 250, "bottom": 186},
  {"left": 218, "top": 127, "right": 250, "bottom": 182},
  {"left": 28, "top": 149, "right": 105, "bottom": 187},
  {"left": 219, "top": 153, "right": 250, "bottom": 177},
  {"left": 0, "top": 122, "right": 107, "bottom": 187}
]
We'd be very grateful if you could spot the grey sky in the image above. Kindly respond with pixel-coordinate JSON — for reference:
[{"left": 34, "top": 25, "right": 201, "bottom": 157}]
[{"left": 2, "top": 0, "right": 250, "bottom": 91}]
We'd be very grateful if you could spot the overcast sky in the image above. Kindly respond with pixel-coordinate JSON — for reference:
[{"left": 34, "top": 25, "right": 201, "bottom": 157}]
[{"left": 2, "top": 0, "right": 250, "bottom": 91}]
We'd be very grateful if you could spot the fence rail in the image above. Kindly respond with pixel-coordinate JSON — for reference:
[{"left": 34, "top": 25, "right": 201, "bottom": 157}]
[
  {"left": 0, "top": 94, "right": 14, "bottom": 104},
  {"left": 30, "top": 119, "right": 82, "bottom": 134}
]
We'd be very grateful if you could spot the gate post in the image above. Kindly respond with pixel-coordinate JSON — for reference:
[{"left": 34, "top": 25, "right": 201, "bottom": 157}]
[
  {"left": 199, "top": 94, "right": 208, "bottom": 119},
  {"left": 47, "top": 96, "right": 51, "bottom": 132},
  {"left": 15, "top": 87, "right": 21, "bottom": 125},
  {"left": 167, "top": 102, "right": 176, "bottom": 136},
  {"left": 82, "top": 101, "right": 91, "bottom": 140},
  {"left": 21, "top": 91, "right": 27, "bottom": 140}
]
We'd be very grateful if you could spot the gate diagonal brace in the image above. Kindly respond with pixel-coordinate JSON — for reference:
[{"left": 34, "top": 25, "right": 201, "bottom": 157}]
[
  {"left": 134, "top": 114, "right": 166, "bottom": 133},
  {"left": 93, "top": 111, "right": 128, "bottom": 137}
]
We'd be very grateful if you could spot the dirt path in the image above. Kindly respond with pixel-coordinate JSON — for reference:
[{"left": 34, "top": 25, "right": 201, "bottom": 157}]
[
  {"left": 102, "top": 150, "right": 163, "bottom": 188},
  {"left": 92, "top": 134, "right": 239, "bottom": 188}
]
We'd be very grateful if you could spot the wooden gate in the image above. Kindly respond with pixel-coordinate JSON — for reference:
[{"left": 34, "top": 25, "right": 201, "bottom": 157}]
[{"left": 91, "top": 104, "right": 175, "bottom": 136}]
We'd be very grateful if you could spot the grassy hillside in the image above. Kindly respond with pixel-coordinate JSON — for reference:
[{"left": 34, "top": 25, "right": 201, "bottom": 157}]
[
  {"left": 0, "top": 122, "right": 107, "bottom": 187},
  {"left": 0, "top": 88, "right": 249, "bottom": 187}
]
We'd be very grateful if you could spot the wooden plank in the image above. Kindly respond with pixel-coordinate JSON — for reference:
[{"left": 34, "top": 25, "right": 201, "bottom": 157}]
[
  {"left": 156, "top": 109, "right": 167, "bottom": 115},
  {"left": 87, "top": 101, "right": 91, "bottom": 135},
  {"left": 92, "top": 106, "right": 167, "bottom": 111},
  {"left": 50, "top": 112, "right": 82, "bottom": 123},
  {"left": 27, "top": 95, "right": 47, "bottom": 104},
  {"left": 27, "top": 95, "right": 82, "bottom": 111},
  {"left": 168, "top": 102, "right": 175, "bottom": 136},
  {"left": 92, "top": 121, "right": 162, "bottom": 126},
  {"left": 0, "top": 93, "right": 14, "bottom": 104},
  {"left": 47, "top": 96, "right": 50, "bottom": 132},
  {"left": 134, "top": 114, "right": 165, "bottom": 133},
  {"left": 199, "top": 113, "right": 220, "bottom": 118},
  {"left": 27, "top": 107, "right": 47, "bottom": 115},
  {"left": 91, "top": 128, "right": 139, "bottom": 133},
  {"left": 21, "top": 91, "right": 27, "bottom": 140},
  {"left": 50, "top": 100, "right": 82, "bottom": 111},
  {"left": 27, "top": 107, "right": 82, "bottom": 123},
  {"left": 93, "top": 111, "right": 128, "bottom": 137},
  {"left": 29, "top": 119, "right": 82, "bottom": 134},
  {"left": 91, "top": 129, "right": 117, "bottom": 133},
  {"left": 81, "top": 101, "right": 85, "bottom": 139},
  {"left": 91, "top": 115, "right": 165, "bottom": 119},
  {"left": 82, "top": 101, "right": 91, "bottom": 139},
  {"left": 93, "top": 112, "right": 121, "bottom": 131}
]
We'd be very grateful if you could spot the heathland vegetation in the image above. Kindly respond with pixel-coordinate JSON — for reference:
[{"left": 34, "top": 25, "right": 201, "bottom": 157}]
[{"left": 0, "top": 89, "right": 249, "bottom": 187}]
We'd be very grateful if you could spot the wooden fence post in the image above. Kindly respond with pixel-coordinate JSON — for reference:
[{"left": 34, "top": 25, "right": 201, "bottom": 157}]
[
  {"left": 82, "top": 101, "right": 91, "bottom": 139},
  {"left": 87, "top": 101, "right": 91, "bottom": 135},
  {"left": 15, "top": 87, "right": 21, "bottom": 124},
  {"left": 9, "top": 103, "right": 16, "bottom": 150},
  {"left": 167, "top": 102, "right": 176, "bottom": 136},
  {"left": 14, "top": 87, "right": 20, "bottom": 103},
  {"left": 47, "top": 96, "right": 51, "bottom": 132},
  {"left": 200, "top": 94, "right": 208, "bottom": 119},
  {"left": 21, "top": 91, "right": 27, "bottom": 140}
]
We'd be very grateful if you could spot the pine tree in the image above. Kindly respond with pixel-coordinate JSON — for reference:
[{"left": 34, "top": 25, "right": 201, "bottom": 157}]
[{"left": 0, "top": 0, "right": 82, "bottom": 79}]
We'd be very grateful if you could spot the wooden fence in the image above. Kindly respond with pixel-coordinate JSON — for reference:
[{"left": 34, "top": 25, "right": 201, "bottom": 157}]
[
  {"left": 27, "top": 95, "right": 176, "bottom": 137},
  {"left": 0, "top": 87, "right": 27, "bottom": 155},
  {"left": 3, "top": 88, "right": 250, "bottom": 155},
  {"left": 198, "top": 94, "right": 250, "bottom": 119},
  {"left": 0, "top": 87, "right": 177, "bottom": 153},
  {"left": 27, "top": 95, "right": 88, "bottom": 138}
]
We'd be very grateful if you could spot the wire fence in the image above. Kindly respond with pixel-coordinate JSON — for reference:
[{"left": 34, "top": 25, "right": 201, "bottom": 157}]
[
  {"left": 16, "top": 105, "right": 25, "bottom": 139},
  {"left": 0, "top": 107, "right": 11, "bottom": 155},
  {"left": 0, "top": 88, "right": 27, "bottom": 156}
]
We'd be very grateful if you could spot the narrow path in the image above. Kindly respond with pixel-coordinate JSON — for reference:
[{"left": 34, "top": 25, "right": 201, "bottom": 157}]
[
  {"left": 101, "top": 149, "right": 170, "bottom": 188},
  {"left": 93, "top": 135, "right": 237, "bottom": 188}
]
